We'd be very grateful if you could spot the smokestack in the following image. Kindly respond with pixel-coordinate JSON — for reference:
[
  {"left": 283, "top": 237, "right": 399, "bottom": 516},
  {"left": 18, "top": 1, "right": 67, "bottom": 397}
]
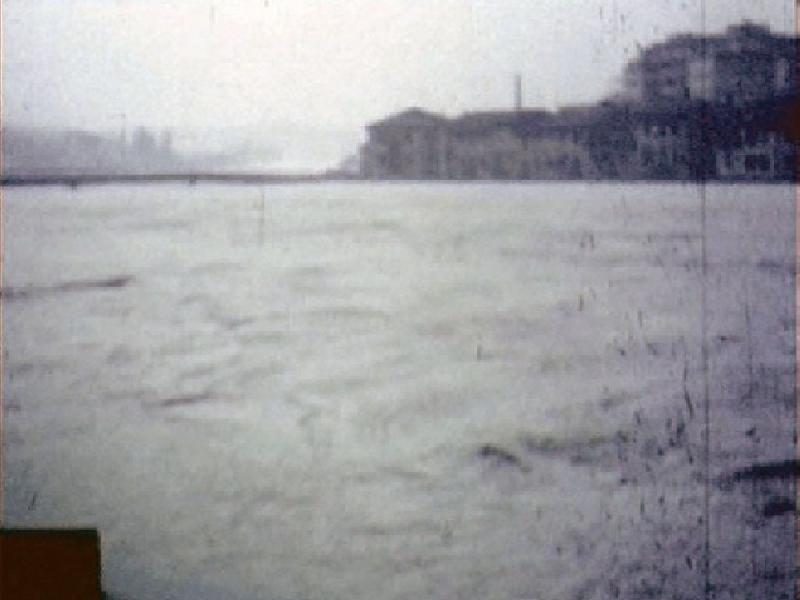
[{"left": 514, "top": 74, "right": 523, "bottom": 111}]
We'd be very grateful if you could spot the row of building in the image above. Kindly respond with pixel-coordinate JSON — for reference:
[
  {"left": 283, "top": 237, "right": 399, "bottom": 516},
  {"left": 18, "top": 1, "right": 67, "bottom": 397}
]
[{"left": 359, "top": 23, "right": 798, "bottom": 181}]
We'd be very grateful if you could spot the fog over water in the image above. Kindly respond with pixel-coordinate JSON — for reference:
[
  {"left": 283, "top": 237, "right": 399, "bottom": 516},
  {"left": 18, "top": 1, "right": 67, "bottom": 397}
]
[
  {"left": 3, "top": 182, "right": 795, "bottom": 599},
  {"left": 3, "top": 1, "right": 796, "bottom": 171}
]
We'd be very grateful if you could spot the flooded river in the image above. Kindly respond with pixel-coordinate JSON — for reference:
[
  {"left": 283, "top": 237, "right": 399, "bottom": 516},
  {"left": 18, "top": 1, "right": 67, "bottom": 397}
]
[{"left": 3, "top": 182, "right": 795, "bottom": 599}]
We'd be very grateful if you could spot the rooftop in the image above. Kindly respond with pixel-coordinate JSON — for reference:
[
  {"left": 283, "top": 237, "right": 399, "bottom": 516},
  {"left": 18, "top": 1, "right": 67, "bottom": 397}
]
[{"left": 367, "top": 108, "right": 447, "bottom": 129}]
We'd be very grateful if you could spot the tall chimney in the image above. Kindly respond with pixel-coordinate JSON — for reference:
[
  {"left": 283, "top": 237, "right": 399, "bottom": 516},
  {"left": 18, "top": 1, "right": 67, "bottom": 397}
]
[{"left": 514, "top": 74, "right": 523, "bottom": 111}]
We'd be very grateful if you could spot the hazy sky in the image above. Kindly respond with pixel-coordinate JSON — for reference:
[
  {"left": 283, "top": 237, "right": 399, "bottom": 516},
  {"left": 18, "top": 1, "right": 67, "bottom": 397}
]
[{"left": 2, "top": 0, "right": 795, "bottom": 134}]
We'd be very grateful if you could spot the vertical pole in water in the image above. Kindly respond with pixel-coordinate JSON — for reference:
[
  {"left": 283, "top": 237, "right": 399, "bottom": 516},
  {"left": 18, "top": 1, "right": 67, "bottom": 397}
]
[{"left": 258, "top": 188, "right": 266, "bottom": 245}]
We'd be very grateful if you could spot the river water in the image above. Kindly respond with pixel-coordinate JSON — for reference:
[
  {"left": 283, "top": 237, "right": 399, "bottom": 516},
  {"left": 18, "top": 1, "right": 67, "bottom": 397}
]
[{"left": 2, "top": 182, "right": 795, "bottom": 599}]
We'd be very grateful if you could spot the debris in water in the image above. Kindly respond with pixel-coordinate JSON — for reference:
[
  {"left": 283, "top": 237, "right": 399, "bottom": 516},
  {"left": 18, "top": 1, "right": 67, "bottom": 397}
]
[
  {"left": 157, "top": 393, "right": 214, "bottom": 408},
  {"left": 477, "top": 444, "right": 528, "bottom": 470},
  {"left": 1, "top": 276, "right": 134, "bottom": 300},
  {"left": 763, "top": 497, "right": 795, "bottom": 518},
  {"left": 682, "top": 359, "right": 694, "bottom": 418},
  {"left": 731, "top": 460, "right": 800, "bottom": 482}
]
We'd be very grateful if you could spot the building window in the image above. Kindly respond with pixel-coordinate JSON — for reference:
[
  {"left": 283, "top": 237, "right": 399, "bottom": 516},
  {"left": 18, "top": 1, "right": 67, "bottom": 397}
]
[{"left": 745, "top": 154, "right": 770, "bottom": 173}]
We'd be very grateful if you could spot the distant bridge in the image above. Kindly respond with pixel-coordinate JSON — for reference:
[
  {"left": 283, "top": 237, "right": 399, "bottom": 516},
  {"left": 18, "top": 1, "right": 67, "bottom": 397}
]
[{"left": 0, "top": 172, "right": 349, "bottom": 187}]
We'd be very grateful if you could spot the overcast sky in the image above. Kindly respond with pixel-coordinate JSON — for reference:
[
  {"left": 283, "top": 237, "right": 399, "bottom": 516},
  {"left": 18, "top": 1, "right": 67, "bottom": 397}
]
[{"left": 2, "top": 0, "right": 795, "bottom": 134}]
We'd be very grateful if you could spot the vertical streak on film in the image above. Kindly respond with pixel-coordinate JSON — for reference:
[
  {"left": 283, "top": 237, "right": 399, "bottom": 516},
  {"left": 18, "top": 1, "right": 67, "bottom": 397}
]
[
  {"left": 795, "top": 3, "right": 800, "bottom": 597},
  {"left": 698, "top": 1, "right": 711, "bottom": 598}
]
